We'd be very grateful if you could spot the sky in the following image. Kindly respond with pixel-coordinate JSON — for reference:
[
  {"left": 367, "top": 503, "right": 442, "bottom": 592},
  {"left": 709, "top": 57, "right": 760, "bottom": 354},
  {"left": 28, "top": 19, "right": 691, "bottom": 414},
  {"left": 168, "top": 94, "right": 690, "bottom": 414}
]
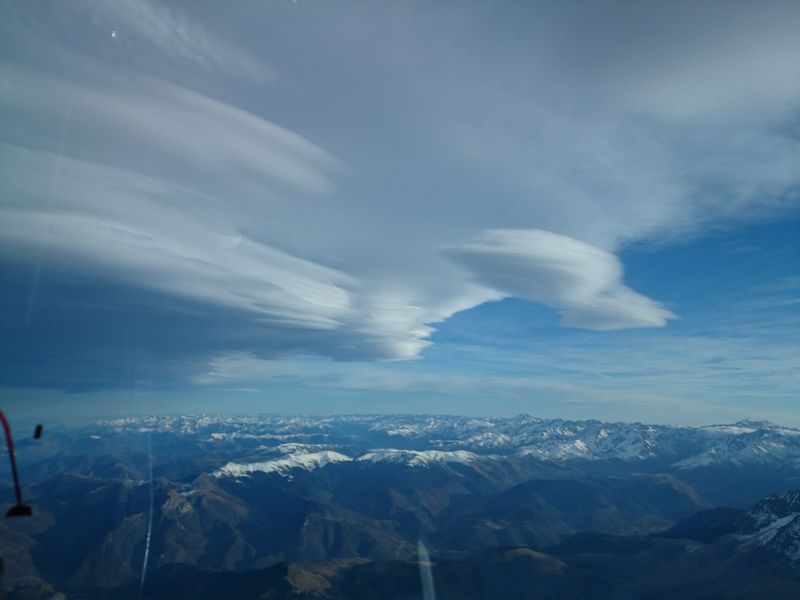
[{"left": 1, "top": 0, "right": 798, "bottom": 425}]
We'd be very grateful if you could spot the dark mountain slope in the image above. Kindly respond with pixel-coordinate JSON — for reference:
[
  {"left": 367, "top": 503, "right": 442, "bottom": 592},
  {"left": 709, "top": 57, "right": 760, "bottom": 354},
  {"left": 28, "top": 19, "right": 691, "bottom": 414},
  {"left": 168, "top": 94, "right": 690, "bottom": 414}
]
[{"left": 433, "top": 474, "right": 707, "bottom": 551}]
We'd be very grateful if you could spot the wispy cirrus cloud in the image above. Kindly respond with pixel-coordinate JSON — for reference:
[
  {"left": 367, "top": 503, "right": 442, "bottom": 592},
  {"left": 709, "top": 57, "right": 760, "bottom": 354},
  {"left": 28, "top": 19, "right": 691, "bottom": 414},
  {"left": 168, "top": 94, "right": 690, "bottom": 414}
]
[
  {"left": 6, "top": 0, "right": 269, "bottom": 80},
  {"left": 101, "top": 0, "right": 266, "bottom": 78}
]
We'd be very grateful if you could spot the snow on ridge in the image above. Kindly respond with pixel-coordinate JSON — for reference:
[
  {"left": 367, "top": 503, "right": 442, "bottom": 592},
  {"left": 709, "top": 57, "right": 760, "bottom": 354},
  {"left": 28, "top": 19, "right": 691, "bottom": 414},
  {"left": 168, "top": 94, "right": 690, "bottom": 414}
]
[
  {"left": 700, "top": 425, "right": 758, "bottom": 435},
  {"left": 738, "top": 491, "right": 800, "bottom": 561},
  {"left": 673, "top": 438, "right": 800, "bottom": 470},
  {"left": 357, "top": 449, "right": 477, "bottom": 467},
  {"left": 208, "top": 432, "right": 291, "bottom": 442},
  {"left": 213, "top": 447, "right": 481, "bottom": 477},
  {"left": 518, "top": 439, "right": 592, "bottom": 460},
  {"left": 746, "top": 513, "right": 799, "bottom": 545},
  {"left": 278, "top": 442, "right": 328, "bottom": 454},
  {"left": 213, "top": 450, "right": 352, "bottom": 478},
  {"left": 385, "top": 427, "right": 419, "bottom": 437},
  {"left": 93, "top": 414, "right": 800, "bottom": 470},
  {"left": 96, "top": 414, "right": 799, "bottom": 441}
]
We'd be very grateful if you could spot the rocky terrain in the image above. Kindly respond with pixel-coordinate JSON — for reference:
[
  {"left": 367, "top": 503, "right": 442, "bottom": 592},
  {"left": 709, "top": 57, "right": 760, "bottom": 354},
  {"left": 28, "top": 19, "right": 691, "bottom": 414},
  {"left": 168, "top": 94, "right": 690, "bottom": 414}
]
[{"left": 1, "top": 414, "right": 799, "bottom": 598}]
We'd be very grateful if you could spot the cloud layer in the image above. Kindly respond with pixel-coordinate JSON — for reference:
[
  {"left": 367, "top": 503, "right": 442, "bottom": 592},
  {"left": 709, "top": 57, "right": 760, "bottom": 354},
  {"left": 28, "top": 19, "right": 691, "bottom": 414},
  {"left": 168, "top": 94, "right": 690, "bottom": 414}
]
[{"left": 1, "top": 1, "right": 799, "bottom": 390}]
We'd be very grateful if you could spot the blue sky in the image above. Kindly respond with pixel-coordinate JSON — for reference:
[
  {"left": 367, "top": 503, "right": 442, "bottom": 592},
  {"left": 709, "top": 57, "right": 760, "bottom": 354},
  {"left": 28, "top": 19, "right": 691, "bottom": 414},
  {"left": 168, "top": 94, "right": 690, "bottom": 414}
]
[{"left": 1, "top": 1, "right": 798, "bottom": 424}]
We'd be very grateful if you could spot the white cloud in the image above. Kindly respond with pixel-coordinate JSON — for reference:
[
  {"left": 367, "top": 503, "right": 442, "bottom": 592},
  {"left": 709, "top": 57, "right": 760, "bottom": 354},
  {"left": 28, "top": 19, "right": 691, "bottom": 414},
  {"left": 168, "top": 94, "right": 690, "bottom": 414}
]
[
  {"left": 1, "top": 1, "right": 799, "bottom": 388},
  {"left": 447, "top": 229, "right": 675, "bottom": 330},
  {"left": 0, "top": 141, "right": 355, "bottom": 331},
  {"left": 0, "top": 66, "right": 339, "bottom": 195},
  {"left": 22, "top": 0, "right": 269, "bottom": 80},
  {"left": 104, "top": 0, "right": 265, "bottom": 77}
]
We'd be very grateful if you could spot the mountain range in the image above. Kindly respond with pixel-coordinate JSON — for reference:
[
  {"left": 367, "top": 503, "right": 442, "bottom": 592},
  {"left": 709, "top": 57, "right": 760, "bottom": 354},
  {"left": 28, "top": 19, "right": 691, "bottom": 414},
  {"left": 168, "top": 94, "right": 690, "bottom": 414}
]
[{"left": 1, "top": 414, "right": 799, "bottom": 598}]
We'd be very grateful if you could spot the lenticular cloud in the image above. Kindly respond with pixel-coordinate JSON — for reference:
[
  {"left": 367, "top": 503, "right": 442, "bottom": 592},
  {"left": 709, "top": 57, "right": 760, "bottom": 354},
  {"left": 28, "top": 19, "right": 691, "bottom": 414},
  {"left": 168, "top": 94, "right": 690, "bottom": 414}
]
[{"left": 447, "top": 229, "right": 675, "bottom": 330}]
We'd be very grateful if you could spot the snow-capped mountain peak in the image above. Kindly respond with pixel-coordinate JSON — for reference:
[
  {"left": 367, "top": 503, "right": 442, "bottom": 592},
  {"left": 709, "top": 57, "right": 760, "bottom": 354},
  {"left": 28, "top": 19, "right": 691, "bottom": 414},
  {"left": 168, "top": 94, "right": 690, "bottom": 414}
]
[
  {"left": 356, "top": 449, "right": 477, "bottom": 467},
  {"left": 94, "top": 413, "right": 800, "bottom": 471},
  {"left": 213, "top": 450, "right": 352, "bottom": 478},
  {"left": 738, "top": 491, "right": 800, "bottom": 561}
]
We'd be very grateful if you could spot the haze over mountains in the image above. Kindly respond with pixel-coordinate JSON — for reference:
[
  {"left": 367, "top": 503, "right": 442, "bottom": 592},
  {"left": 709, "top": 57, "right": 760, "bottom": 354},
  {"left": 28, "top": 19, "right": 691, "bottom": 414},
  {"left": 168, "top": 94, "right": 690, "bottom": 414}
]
[{"left": 1, "top": 413, "right": 800, "bottom": 598}]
